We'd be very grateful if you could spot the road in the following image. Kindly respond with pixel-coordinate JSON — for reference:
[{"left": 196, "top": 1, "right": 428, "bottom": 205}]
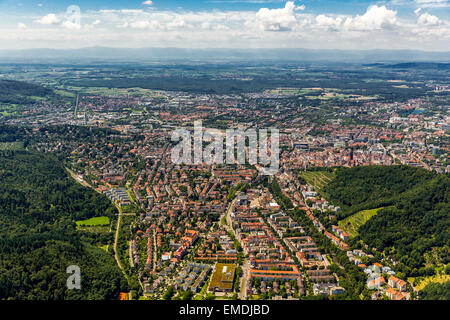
[
  {"left": 224, "top": 197, "right": 237, "bottom": 236},
  {"left": 113, "top": 205, "right": 125, "bottom": 274},
  {"left": 223, "top": 196, "right": 250, "bottom": 300},
  {"left": 153, "top": 229, "right": 157, "bottom": 272},
  {"left": 129, "top": 237, "right": 134, "bottom": 268},
  {"left": 239, "top": 259, "right": 250, "bottom": 300}
]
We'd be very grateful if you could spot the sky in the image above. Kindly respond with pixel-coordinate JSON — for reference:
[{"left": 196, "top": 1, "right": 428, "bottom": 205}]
[{"left": 0, "top": 0, "right": 449, "bottom": 51}]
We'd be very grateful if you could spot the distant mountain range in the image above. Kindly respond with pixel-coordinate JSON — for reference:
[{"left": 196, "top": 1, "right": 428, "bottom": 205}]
[{"left": 0, "top": 47, "right": 448, "bottom": 63}]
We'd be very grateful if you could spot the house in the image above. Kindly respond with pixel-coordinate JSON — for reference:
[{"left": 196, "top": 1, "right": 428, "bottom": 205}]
[
  {"left": 373, "top": 263, "right": 383, "bottom": 274},
  {"left": 367, "top": 276, "right": 385, "bottom": 290},
  {"left": 388, "top": 276, "right": 407, "bottom": 292},
  {"left": 386, "top": 288, "right": 407, "bottom": 300}
]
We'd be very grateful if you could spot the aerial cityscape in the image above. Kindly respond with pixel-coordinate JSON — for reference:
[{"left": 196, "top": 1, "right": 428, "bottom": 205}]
[{"left": 0, "top": 0, "right": 448, "bottom": 308}]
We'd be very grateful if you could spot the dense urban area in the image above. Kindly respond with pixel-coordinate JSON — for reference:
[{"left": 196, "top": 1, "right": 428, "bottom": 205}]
[{"left": 0, "top": 61, "right": 448, "bottom": 301}]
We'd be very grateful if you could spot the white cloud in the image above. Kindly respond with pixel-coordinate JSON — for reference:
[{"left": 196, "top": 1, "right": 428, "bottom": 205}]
[
  {"left": 62, "top": 20, "right": 81, "bottom": 30},
  {"left": 167, "top": 16, "right": 188, "bottom": 29},
  {"left": 142, "top": 1, "right": 153, "bottom": 5},
  {"left": 121, "top": 9, "right": 144, "bottom": 14},
  {"left": 418, "top": 12, "right": 444, "bottom": 26},
  {"left": 315, "top": 15, "right": 343, "bottom": 31},
  {"left": 2, "top": 3, "right": 449, "bottom": 51},
  {"left": 255, "top": 1, "right": 303, "bottom": 31},
  {"left": 414, "top": 0, "right": 450, "bottom": 8},
  {"left": 17, "top": 22, "right": 27, "bottom": 30},
  {"left": 130, "top": 21, "right": 152, "bottom": 29},
  {"left": 130, "top": 20, "right": 160, "bottom": 29},
  {"left": 117, "top": 22, "right": 129, "bottom": 28},
  {"left": 343, "top": 5, "right": 398, "bottom": 31},
  {"left": 84, "top": 19, "right": 101, "bottom": 30},
  {"left": 35, "top": 13, "right": 60, "bottom": 25}
]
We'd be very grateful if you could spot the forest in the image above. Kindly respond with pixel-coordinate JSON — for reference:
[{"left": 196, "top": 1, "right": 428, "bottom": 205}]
[
  {"left": 67, "top": 74, "right": 430, "bottom": 99},
  {"left": 0, "top": 79, "right": 53, "bottom": 104},
  {"left": 0, "top": 150, "right": 126, "bottom": 299},
  {"left": 419, "top": 282, "right": 450, "bottom": 300},
  {"left": 323, "top": 165, "right": 449, "bottom": 276}
]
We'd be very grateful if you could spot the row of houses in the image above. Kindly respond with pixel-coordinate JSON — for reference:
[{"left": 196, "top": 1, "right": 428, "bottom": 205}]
[{"left": 175, "top": 263, "right": 211, "bottom": 293}]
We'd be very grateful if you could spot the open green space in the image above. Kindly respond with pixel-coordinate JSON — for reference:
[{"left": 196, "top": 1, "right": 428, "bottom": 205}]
[
  {"left": 338, "top": 207, "right": 384, "bottom": 238},
  {"left": 76, "top": 216, "right": 110, "bottom": 227},
  {"left": 299, "top": 170, "right": 335, "bottom": 190}
]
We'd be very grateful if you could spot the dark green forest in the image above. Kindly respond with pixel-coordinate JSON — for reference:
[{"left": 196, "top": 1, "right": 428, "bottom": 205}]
[
  {"left": 67, "top": 75, "right": 429, "bottom": 99},
  {"left": 0, "top": 80, "right": 53, "bottom": 104},
  {"left": 0, "top": 150, "right": 126, "bottom": 299},
  {"left": 419, "top": 281, "right": 450, "bottom": 300},
  {"left": 323, "top": 165, "right": 450, "bottom": 276}
]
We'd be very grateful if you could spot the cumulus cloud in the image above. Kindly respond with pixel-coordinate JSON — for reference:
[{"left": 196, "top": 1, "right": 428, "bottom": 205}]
[
  {"left": 130, "top": 20, "right": 153, "bottom": 29},
  {"left": 35, "top": 13, "right": 60, "bottom": 25},
  {"left": 62, "top": 20, "right": 81, "bottom": 30},
  {"left": 418, "top": 12, "right": 443, "bottom": 26},
  {"left": 142, "top": 0, "right": 153, "bottom": 5},
  {"left": 3, "top": 2, "right": 449, "bottom": 51},
  {"left": 315, "top": 15, "right": 343, "bottom": 31},
  {"left": 17, "top": 22, "right": 27, "bottom": 30},
  {"left": 255, "top": 1, "right": 303, "bottom": 31},
  {"left": 84, "top": 19, "right": 101, "bottom": 30},
  {"left": 343, "top": 5, "right": 399, "bottom": 31}
]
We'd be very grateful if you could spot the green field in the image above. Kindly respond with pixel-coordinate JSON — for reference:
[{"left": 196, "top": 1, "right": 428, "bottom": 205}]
[
  {"left": 299, "top": 170, "right": 335, "bottom": 191},
  {"left": 76, "top": 216, "right": 110, "bottom": 227},
  {"left": 338, "top": 208, "right": 383, "bottom": 238}
]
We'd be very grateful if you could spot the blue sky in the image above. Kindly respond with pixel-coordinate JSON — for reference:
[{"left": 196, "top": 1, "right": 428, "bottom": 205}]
[
  {"left": 0, "top": 0, "right": 449, "bottom": 50},
  {"left": 2, "top": 0, "right": 448, "bottom": 15}
]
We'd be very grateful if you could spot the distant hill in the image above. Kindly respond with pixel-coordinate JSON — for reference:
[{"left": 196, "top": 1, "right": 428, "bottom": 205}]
[
  {"left": 323, "top": 165, "right": 450, "bottom": 276},
  {"left": 0, "top": 47, "right": 448, "bottom": 63},
  {"left": 380, "top": 62, "right": 450, "bottom": 70}
]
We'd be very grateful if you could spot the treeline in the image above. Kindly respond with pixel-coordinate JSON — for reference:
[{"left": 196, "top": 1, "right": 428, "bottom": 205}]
[
  {"left": 323, "top": 165, "right": 449, "bottom": 276},
  {"left": 0, "top": 124, "right": 118, "bottom": 143},
  {"left": 266, "top": 177, "right": 293, "bottom": 210},
  {"left": 68, "top": 73, "right": 428, "bottom": 99},
  {"left": 0, "top": 150, "right": 126, "bottom": 299}
]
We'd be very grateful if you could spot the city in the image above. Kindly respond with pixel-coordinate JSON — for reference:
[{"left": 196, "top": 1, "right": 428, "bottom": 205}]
[{"left": 0, "top": 0, "right": 448, "bottom": 311}]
